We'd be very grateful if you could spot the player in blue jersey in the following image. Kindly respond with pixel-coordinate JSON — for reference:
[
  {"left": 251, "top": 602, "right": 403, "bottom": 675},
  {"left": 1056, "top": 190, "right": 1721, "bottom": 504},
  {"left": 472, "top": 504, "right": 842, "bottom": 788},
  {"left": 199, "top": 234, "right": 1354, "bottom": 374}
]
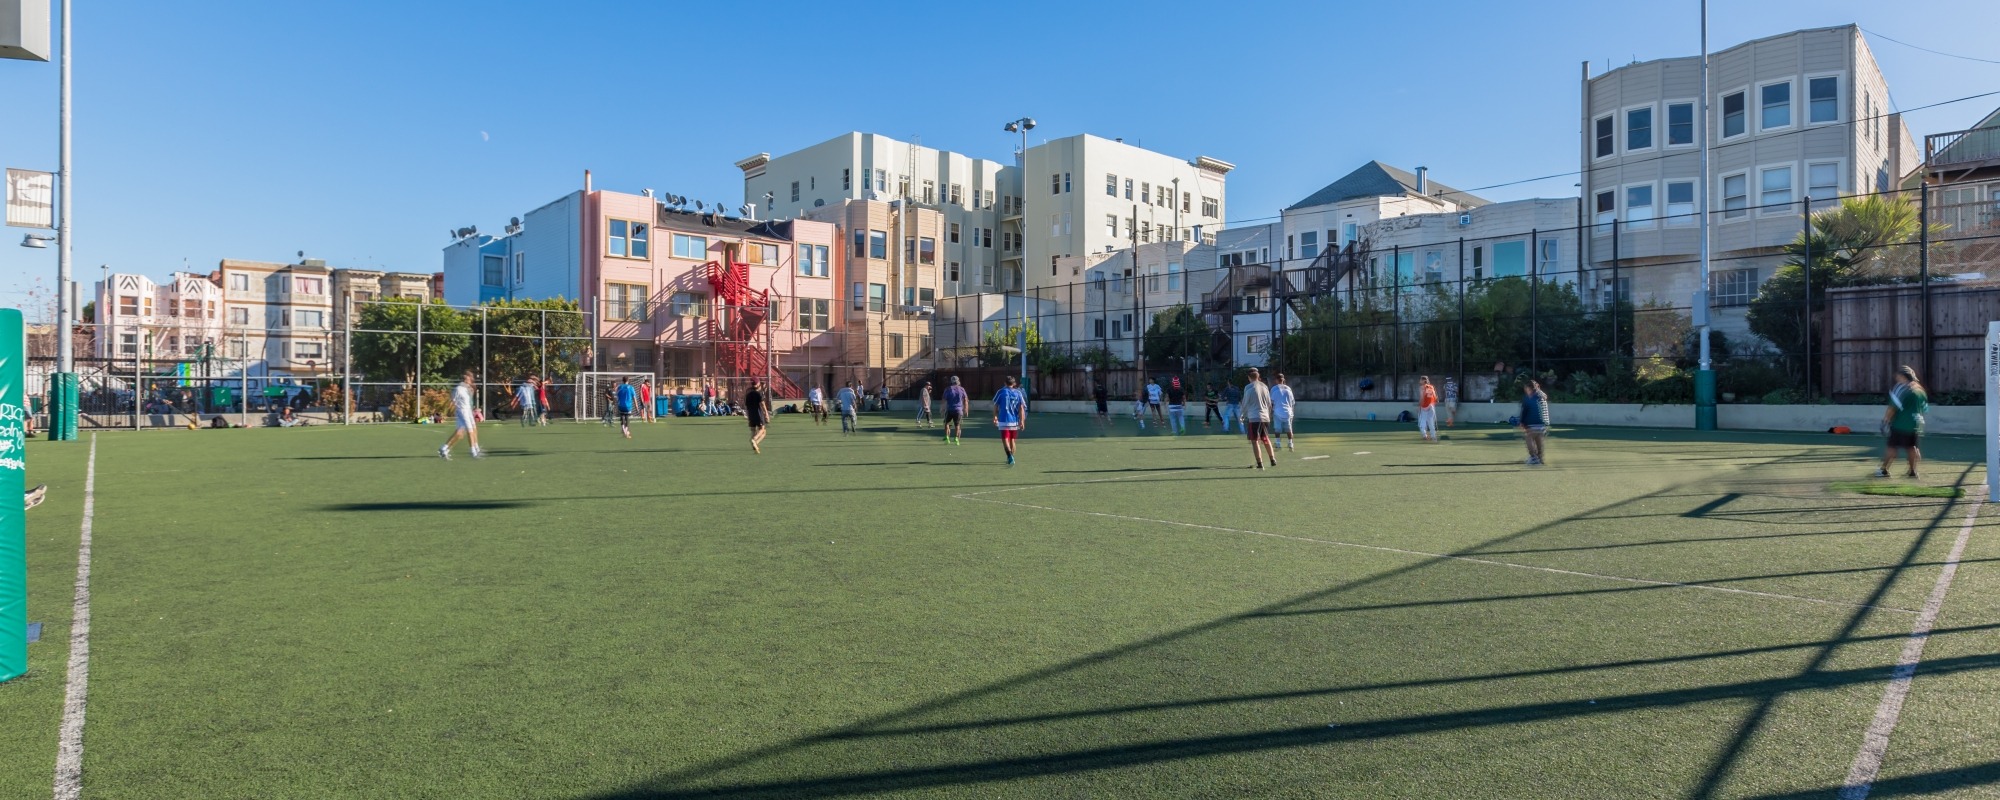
[
  {"left": 614, "top": 377, "right": 638, "bottom": 439},
  {"left": 992, "top": 375, "right": 1027, "bottom": 466}
]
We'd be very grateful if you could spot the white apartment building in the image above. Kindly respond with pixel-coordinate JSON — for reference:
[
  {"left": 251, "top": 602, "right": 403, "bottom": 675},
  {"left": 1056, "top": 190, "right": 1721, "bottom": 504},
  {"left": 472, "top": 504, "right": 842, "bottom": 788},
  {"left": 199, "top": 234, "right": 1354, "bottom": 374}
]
[
  {"left": 217, "top": 258, "right": 336, "bottom": 382},
  {"left": 94, "top": 271, "right": 225, "bottom": 363},
  {"left": 739, "top": 133, "right": 1016, "bottom": 298},
  {"left": 1581, "top": 24, "right": 1917, "bottom": 337},
  {"left": 1278, "top": 161, "right": 1487, "bottom": 275},
  {"left": 1024, "top": 134, "right": 1232, "bottom": 294}
]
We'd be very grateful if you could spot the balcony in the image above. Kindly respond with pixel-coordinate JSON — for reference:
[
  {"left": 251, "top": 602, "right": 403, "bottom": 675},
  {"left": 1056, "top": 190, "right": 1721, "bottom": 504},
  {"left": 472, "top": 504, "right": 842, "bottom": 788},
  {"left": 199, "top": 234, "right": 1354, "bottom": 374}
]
[{"left": 1927, "top": 126, "right": 2000, "bottom": 174}]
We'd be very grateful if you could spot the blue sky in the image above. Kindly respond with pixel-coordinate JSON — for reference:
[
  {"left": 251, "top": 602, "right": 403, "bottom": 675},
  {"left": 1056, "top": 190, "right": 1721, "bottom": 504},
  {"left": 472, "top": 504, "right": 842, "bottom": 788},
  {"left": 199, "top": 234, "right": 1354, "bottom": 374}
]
[{"left": 1, "top": 0, "right": 1996, "bottom": 317}]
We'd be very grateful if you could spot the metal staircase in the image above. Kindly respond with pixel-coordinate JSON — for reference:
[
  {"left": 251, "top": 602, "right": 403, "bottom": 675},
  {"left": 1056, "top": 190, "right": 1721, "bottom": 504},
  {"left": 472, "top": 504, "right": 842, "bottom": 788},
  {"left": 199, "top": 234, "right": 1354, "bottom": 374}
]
[{"left": 703, "top": 259, "right": 803, "bottom": 399}]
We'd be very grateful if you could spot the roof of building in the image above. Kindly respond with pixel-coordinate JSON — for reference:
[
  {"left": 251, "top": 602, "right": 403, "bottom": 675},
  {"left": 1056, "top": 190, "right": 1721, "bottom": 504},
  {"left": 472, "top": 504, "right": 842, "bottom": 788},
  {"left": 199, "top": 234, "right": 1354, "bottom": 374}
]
[
  {"left": 1286, "top": 161, "right": 1488, "bottom": 211},
  {"left": 654, "top": 207, "right": 787, "bottom": 240}
]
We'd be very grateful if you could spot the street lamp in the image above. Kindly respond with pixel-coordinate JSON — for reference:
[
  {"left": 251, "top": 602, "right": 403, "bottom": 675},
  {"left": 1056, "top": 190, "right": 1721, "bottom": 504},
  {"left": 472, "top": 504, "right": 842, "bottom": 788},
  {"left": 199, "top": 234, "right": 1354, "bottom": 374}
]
[
  {"left": 20, "top": 233, "right": 55, "bottom": 248},
  {"left": 1002, "top": 117, "right": 1035, "bottom": 165}
]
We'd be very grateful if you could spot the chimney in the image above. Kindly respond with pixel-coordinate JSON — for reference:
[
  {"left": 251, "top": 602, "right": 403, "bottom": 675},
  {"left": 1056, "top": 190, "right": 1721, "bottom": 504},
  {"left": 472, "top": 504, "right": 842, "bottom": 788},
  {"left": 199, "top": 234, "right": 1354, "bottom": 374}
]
[
  {"left": 584, "top": 169, "right": 593, "bottom": 193},
  {"left": 1415, "top": 166, "right": 1429, "bottom": 195}
]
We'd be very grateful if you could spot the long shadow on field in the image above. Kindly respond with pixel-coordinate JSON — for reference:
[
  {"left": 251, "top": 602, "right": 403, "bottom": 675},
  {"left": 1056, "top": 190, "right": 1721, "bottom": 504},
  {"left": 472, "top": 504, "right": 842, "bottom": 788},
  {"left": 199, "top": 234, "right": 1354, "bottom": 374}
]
[
  {"left": 580, "top": 456, "right": 1978, "bottom": 798},
  {"left": 326, "top": 500, "right": 532, "bottom": 511},
  {"left": 1738, "top": 758, "right": 2000, "bottom": 799}
]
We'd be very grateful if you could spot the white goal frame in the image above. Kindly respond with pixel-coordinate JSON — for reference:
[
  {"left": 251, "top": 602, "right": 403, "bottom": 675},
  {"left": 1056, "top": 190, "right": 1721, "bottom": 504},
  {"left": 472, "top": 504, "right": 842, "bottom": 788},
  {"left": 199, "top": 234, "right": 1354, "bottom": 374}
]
[{"left": 577, "top": 372, "right": 655, "bottom": 421}]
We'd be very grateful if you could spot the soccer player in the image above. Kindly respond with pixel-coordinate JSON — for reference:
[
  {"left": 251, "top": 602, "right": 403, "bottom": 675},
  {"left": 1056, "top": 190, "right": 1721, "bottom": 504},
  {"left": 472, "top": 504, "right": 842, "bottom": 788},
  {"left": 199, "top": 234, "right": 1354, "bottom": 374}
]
[
  {"left": 917, "top": 381, "right": 935, "bottom": 428},
  {"left": 1145, "top": 379, "right": 1164, "bottom": 424},
  {"left": 992, "top": 375, "right": 1027, "bottom": 466},
  {"left": 1417, "top": 376, "right": 1440, "bottom": 443},
  {"left": 837, "top": 381, "right": 860, "bottom": 435},
  {"left": 1878, "top": 365, "right": 1928, "bottom": 478},
  {"left": 535, "top": 377, "right": 552, "bottom": 426},
  {"left": 1165, "top": 377, "right": 1188, "bottom": 435},
  {"left": 513, "top": 375, "right": 538, "bottom": 427},
  {"left": 1132, "top": 385, "right": 1149, "bottom": 430},
  {"left": 1518, "top": 380, "right": 1551, "bottom": 466},
  {"left": 599, "top": 384, "right": 616, "bottom": 426},
  {"left": 1442, "top": 376, "right": 1459, "bottom": 428},
  {"left": 808, "top": 384, "right": 827, "bottom": 425},
  {"left": 439, "top": 370, "right": 483, "bottom": 460},
  {"left": 1239, "top": 368, "right": 1276, "bottom": 469},
  {"left": 942, "top": 375, "right": 968, "bottom": 444},
  {"left": 615, "top": 377, "right": 638, "bottom": 439},
  {"left": 1203, "top": 382, "right": 1221, "bottom": 427},
  {"left": 639, "top": 378, "right": 654, "bottom": 423},
  {"left": 1221, "top": 380, "right": 1242, "bottom": 433},
  {"left": 1092, "top": 382, "right": 1109, "bottom": 427},
  {"left": 1271, "top": 372, "right": 1297, "bottom": 451},
  {"left": 745, "top": 381, "right": 771, "bottom": 454}
]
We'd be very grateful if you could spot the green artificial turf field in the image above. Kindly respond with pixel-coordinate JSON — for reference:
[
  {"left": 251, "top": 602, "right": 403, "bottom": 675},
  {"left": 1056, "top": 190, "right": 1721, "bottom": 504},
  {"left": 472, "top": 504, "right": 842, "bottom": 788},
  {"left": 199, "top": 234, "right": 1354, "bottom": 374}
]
[{"left": 3, "top": 412, "right": 1998, "bottom": 799}]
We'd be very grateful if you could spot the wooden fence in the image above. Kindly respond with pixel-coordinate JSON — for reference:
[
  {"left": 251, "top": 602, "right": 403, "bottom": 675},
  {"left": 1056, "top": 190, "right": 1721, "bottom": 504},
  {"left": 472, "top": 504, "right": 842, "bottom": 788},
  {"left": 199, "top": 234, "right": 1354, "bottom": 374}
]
[{"left": 1824, "top": 281, "right": 2000, "bottom": 397}]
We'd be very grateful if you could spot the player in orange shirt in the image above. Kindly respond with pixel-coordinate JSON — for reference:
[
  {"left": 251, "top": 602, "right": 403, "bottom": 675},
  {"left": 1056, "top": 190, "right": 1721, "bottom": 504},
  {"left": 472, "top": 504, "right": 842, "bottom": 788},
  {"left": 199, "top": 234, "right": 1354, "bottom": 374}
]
[{"left": 1417, "top": 375, "right": 1440, "bottom": 443}]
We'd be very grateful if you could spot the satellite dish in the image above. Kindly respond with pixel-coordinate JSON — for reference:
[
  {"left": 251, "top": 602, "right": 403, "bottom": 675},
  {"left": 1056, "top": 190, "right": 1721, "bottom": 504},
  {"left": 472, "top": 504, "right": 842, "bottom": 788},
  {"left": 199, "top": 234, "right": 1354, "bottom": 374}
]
[
  {"left": 738, "top": 204, "right": 752, "bottom": 215},
  {"left": 510, "top": 217, "right": 521, "bottom": 227},
  {"left": 297, "top": 250, "right": 305, "bottom": 258},
  {"left": 695, "top": 201, "right": 705, "bottom": 211}
]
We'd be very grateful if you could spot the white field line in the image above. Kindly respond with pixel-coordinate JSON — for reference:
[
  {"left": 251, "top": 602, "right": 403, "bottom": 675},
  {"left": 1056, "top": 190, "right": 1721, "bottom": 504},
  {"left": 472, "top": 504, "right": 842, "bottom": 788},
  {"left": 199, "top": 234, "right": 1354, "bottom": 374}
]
[
  {"left": 53, "top": 434, "right": 98, "bottom": 800},
  {"left": 952, "top": 485, "right": 1921, "bottom": 616},
  {"left": 1837, "top": 497, "right": 1985, "bottom": 800}
]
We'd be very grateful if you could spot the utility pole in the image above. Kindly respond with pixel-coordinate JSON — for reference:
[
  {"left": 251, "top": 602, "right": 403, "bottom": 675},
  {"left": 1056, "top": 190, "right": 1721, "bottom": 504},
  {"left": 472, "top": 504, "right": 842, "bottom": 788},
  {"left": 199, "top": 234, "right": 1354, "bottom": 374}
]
[
  {"left": 1693, "top": 0, "right": 1718, "bottom": 430},
  {"left": 52, "top": 0, "right": 77, "bottom": 439}
]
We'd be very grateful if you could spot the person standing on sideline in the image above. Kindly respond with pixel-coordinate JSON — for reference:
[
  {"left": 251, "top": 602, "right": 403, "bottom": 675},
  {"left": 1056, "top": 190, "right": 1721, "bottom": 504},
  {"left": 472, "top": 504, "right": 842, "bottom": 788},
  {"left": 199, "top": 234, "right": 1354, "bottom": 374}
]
[
  {"left": 1442, "top": 376, "right": 1459, "bottom": 428},
  {"left": 1518, "top": 380, "right": 1551, "bottom": 466},
  {"left": 1132, "top": 385, "right": 1149, "bottom": 430},
  {"left": 1271, "top": 373, "right": 1297, "bottom": 451},
  {"left": 439, "top": 370, "right": 483, "bottom": 460},
  {"left": 745, "top": 381, "right": 771, "bottom": 454},
  {"left": 513, "top": 375, "right": 539, "bottom": 427},
  {"left": 808, "top": 384, "right": 827, "bottom": 425},
  {"left": 1145, "top": 378, "right": 1164, "bottom": 425},
  {"left": 1204, "top": 383, "right": 1222, "bottom": 427},
  {"left": 1239, "top": 368, "right": 1277, "bottom": 469},
  {"left": 1417, "top": 376, "right": 1440, "bottom": 443},
  {"left": 1222, "top": 380, "right": 1243, "bottom": 434},
  {"left": 599, "top": 384, "right": 617, "bottom": 426},
  {"left": 917, "top": 381, "right": 935, "bottom": 428},
  {"left": 614, "top": 377, "right": 639, "bottom": 439},
  {"left": 536, "top": 377, "right": 552, "bottom": 426},
  {"left": 1165, "top": 377, "right": 1189, "bottom": 435},
  {"left": 837, "top": 381, "right": 860, "bottom": 435},
  {"left": 992, "top": 375, "right": 1028, "bottom": 466},
  {"left": 1092, "top": 382, "right": 1110, "bottom": 427},
  {"left": 1878, "top": 365, "right": 1929, "bottom": 478},
  {"left": 942, "top": 375, "right": 969, "bottom": 444}
]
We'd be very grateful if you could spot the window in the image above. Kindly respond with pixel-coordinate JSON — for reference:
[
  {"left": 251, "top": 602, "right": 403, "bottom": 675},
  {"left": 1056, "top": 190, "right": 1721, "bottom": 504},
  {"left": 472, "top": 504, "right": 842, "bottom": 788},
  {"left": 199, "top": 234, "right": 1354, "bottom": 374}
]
[
  {"left": 1342, "top": 223, "right": 1357, "bottom": 243},
  {"left": 946, "top": 222, "right": 960, "bottom": 244},
  {"left": 1594, "top": 115, "right": 1614, "bottom": 158},
  {"left": 922, "top": 180, "right": 935, "bottom": 204},
  {"left": 1626, "top": 106, "right": 1653, "bottom": 151},
  {"left": 1667, "top": 102, "right": 1694, "bottom": 146},
  {"left": 867, "top": 283, "right": 886, "bottom": 313},
  {"left": 673, "top": 233, "right": 707, "bottom": 260},
  {"left": 980, "top": 263, "right": 994, "bottom": 287},
  {"left": 295, "top": 341, "right": 323, "bottom": 359},
  {"left": 842, "top": 168, "right": 851, "bottom": 190},
  {"left": 950, "top": 183, "right": 962, "bottom": 205},
  {"left": 1202, "top": 196, "right": 1218, "bottom": 217},
  {"left": 1106, "top": 214, "right": 1119, "bottom": 237},
  {"left": 295, "top": 310, "right": 324, "bottom": 328},
  {"left": 1595, "top": 190, "right": 1617, "bottom": 228},
  {"left": 118, "top": 295, "right": 138, "bottom": 316},
  {"left": 1051, "top": 173, "right": 1061, "bottom": 194},
  {"left": 747, "top": 243, "right": 779, "bottom": 266},
  {"left": 1423, "top": 250, "right": 1444, "bottom": 283},
  {"left": 796, "top": 298, "right": 830, "bottom": 331},
  {"left": 1000, "top": 231, "right": 1013, "bottom": 252},
  {"left": 1759, "top": 165, "right": 1793, "bottom": 211},
  {"left": 1064, "top": 173, "right": 1071, "bottom": 192},
  {"left": 869, "top": 230, "right": 887, "bottom": 259},
  {"left": 483, "top": 255, "right": 504, "bottom": 287},
  {"left": 229, "top": 306, "right": 248, "bottom": 325},
  {"left": 1808, "top": 162, "right": 1840, "bottom": 208},
  {"left": 1300, "top": 231, "right": 1319, "bottom": 259},
  {"left": 1394, "top": 252, "right": 1415, "bottom": 286},
  {"left": 874, "top": 168, "right": 886, "bottom": 193},
  {"left": 294, "top": 278, "right": 323, "bottom": 295},
  {"left": 1538, "top": 240, "right": 1558, "bottom": 274},
  {"left": 512, "top": 252, "right": 524, "bottom": 284},
  {"left": 1759, "top": 81, "right": 1791, "bottom": 130},
  {"left": 180, "top": 298, "right": 200, "bottom": 318},
  {"left": 1666, "top": 180, "right": 1696, "bottom": 227},
  {"left": 1142, "top": 222, "right": 1152, "bottom": 243},
  {"left": 790, "top": 181, "right": 800, "bottom": 202},
  {"left": 229, "top": 273, "right": 249, "bottom": 291},
  {"left": 1050, "top": 214, "right": 1061, "bottom": 237},
  {"left": 1167, "top": 262, "right": 1182, "bottom": 291},
  {"left": 1492, "top": 241, "right": 1527, "bottom": 278},
  {"left": 1182, "top": 192, "right": 1191, "bottom": 213},
  {"left": 983, "top": 189, "right": 993, "bottom": 209},
  {"left": 118, "top": 333, "right": 136, "bottom": 355},
  {"left": 946, "top": 261, "right": 960, "bottom": 283},
  {"left": 1809, "top": 76, "right": 1839, "bottom": 123},
  {"left": 1722, "top": 91, "right": 1746, "bottom": 138},
  {"left": 608, "top": 219, "right": 628, "bottom": 257},
  {"left": 851, "top": 282, "right": 865, "bottom": 311},
  {"left": 669, "top": 291, "right": 708, "bottom": 318},
  {"left": 888, "top": 333, "right": 904, "bottom": 358},
  {"left": 1247, "top": 335, "right": 1269, "bottom": 355},
  {"left": 228, "top": 340, "right": 246, "bottom": 358},
  {"left": 1141, "top": 182, "right": 1151, "bottom": 204},
  {"left": 1625, "top": 184, "right": 1655, "bottom": 229},
  {"left": 797, "top": 244, "right": 829, "bottom": 277},
  {"left": 608, "top": 283, "right": 649, "bottom": 321},
  {"left": 1711, "top": 268, "right": 1756, "bottom": 307},
  {"left": 980, "top": 227, "right": 992, "bottom": 248},
  {"left": 1061, "top": 213, "right": 1070, "bottom": 235},
  {"left": 918, "top": 237, "right": 936, "bottom": 265},
  {"left": 1124, "top": 178, "right": 1133, "bottom": 199},
  {"left": 1722, "top": 173, "right": 1748, "bottom": 219}
]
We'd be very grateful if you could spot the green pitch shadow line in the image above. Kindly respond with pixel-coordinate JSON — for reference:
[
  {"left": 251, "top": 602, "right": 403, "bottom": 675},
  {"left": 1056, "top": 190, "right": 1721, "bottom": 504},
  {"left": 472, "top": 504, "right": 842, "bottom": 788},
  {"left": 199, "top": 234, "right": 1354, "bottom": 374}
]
[
  {"left": 576, "top": 456, "right": 1826, "bottom": 796},
  {"left": 1738, "top": 759, "right": 2000, "bottom": 800},
  {"left": 583, "top": 652, "right": 2000, "bottom": 800}
]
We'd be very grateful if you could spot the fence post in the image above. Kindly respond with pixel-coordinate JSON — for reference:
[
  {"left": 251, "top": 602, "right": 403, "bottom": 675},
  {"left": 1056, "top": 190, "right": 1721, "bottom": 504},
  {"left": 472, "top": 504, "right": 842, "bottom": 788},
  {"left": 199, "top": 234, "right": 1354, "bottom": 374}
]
[
  {"left": 1530, "top": 228, "right": 1540, "bottom": 377},
  {"left": 480, "top": 306, "right": 489, "bottom": 418},
  {"left": 1392, "top": 245, "right": 1402, "bottom": 399},
  {"left": 343, "top": 295, "right": 353, "bottom": 425},
  {"left": 1802, "top": 195, "right": 1813, "bottom": 401},
  {"left": 238, "top": 328, "right": 248, "bottom": 429},
  {"left": 1919, "top": 184, "right": 1932, "bottom": 381},
  {"left": 1457, "top": 237, "right": 1467, "bottom": 396},
  {"left": 1610, "top": 220, "right": 1620, "bottom": 376},
  {"left": 415, "top": 298, "right": 424, "bottom": 413}
]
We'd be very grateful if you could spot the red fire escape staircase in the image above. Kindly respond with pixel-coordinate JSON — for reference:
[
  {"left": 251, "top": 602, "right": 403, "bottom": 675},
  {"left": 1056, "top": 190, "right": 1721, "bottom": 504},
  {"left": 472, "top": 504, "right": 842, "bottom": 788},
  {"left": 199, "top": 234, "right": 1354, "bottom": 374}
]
[{"left": 704, "top": 260, "right": 803, "bottom": 398}]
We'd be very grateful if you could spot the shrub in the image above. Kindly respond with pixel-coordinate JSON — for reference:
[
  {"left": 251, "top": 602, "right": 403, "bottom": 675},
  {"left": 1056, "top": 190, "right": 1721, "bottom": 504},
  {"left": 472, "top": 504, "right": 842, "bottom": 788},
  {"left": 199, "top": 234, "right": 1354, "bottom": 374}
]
[{"left": 388, "top": 388, "right": 452, "bottom": 421}]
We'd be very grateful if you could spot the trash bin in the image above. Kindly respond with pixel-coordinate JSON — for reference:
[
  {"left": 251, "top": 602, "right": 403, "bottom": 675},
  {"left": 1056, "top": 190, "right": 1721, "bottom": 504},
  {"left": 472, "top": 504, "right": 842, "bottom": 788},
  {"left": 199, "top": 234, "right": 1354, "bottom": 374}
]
[{"left": 655, "top": 396, "right": 671, "bottom": 417}]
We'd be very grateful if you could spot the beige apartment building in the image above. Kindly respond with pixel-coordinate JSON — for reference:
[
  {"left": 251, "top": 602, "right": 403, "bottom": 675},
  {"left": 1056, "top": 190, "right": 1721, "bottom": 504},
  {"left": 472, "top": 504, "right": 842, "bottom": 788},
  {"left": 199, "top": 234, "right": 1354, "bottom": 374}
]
[{"left": 803, "top": 198, "right": 944, "bottom": 376}]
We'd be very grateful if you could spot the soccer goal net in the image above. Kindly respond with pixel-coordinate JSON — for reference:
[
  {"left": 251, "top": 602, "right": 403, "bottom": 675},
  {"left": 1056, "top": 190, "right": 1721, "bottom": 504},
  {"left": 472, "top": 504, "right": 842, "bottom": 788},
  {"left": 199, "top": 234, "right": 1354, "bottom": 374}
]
[{"left": 576, "top": 372, "right": 655, "bottom": 421}]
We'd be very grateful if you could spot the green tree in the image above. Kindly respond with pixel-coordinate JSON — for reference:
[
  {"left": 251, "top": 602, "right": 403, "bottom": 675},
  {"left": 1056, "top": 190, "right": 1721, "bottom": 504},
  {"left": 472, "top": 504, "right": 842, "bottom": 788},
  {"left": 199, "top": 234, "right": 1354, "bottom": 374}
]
[
  {"left": 979, "top": 320, "right": 1043, "bottom": 367},
  {"left": 1747, "top": 194, "right": 1942, "bottom": 371},
  {"left": 1142, "top": 304, "right": 1209, "bottom": 367},
  {"left": 472, "top": 297, "right": 591, "bottom": 382},
  {"left": 349, "top": 298, "right": 472, "bottom": 388}
]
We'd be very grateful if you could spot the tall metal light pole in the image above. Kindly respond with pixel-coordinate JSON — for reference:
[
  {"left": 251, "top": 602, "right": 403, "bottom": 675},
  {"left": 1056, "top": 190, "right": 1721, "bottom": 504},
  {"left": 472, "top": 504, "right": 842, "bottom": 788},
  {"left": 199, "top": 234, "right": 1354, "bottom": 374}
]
[
  {"left": 1003, "top": 116, "right": 1036, "bottom": 391},
  {"left": 1693, "top": 0, "right": 1717, "bottom": 430}
]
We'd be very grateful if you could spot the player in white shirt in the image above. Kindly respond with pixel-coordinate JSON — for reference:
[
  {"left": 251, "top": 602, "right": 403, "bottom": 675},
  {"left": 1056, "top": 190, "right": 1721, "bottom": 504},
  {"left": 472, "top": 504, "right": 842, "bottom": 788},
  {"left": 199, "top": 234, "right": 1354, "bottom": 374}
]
[
  {"left": 807, "top": 385, "right": 827, "bottom": 425},
  {"left": 439, "top": 370, "right": 483, "bottom": 460},
  {"left": 1145, "top": 380, "right": 1165, "bottom": 425},
  {"left": 1271, "top": 372, "right": 1297, "bottom": 451}
]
